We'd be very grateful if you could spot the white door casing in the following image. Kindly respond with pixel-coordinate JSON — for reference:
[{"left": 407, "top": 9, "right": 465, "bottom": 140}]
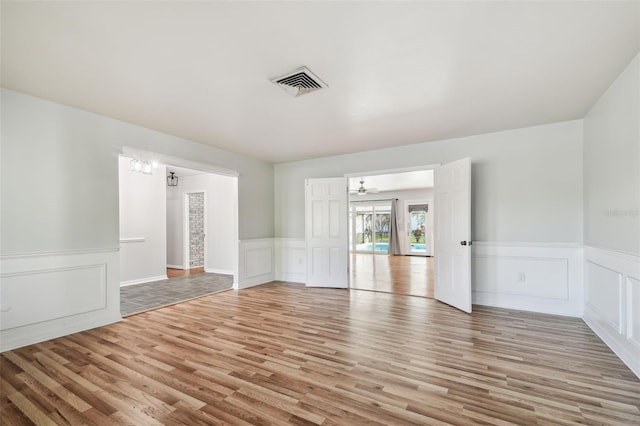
[
  {"left": 305, "top": 178, "right": 349, "bottom": 288},
  {"left": 434, "top": 158, "right": 472, "bottom": 313}
]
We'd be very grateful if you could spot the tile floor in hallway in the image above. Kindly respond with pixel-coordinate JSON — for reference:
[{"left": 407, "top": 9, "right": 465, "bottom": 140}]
[{"left": 120, "top": 273, "right": 233, "bottom": 316}]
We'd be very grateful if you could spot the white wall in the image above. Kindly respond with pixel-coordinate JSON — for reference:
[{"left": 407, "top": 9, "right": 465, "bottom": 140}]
[
  {"left": 275, "top": 120, "right": 584, "bottom": 244},
  {"left": 583, "top": 54, "right": 640, "bottom": 256},
  {"left": 275, "top": 121, "right": 585, "bottom": 315},
  {"left": 118, "top": 156, "right": 167, "bottom": 285},
  {"left": 0, "top": 88, "right": 272, "bottom": 350},
  {"left": 1, "top": 89, "right": 273, "bottom": 251},
  {"left": 582, "top": 53, "right": 640, "bottom": 378},
  {"left": 166, "top": 173, "right": 237, "bottom": 276}
]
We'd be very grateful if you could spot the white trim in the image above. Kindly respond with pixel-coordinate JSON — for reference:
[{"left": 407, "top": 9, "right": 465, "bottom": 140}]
[
  {"left": 584, "top": 306, "right": 640, "bottom": 379},
  {"left": 205, "top": 268, "right": 234, "bottom": 276},
  {"left": 275, "top": 238, "right": 306, "bottom": 283},
  {"left": 166, "top": 264, "right": 185, "bottom": 270},
  {"left": 120, "top": 237, "right": 145, "bottom": 244},
  {"left": 344, "top": 163, "right": 441, "bottom": 178},
  {"left": 473, "top": 241, "right": 583, "bottom": 249},
  {"left": 583, "top": 245, "right": 640, "bottom": 379},
  {"left": 120, "top": 275, "right": 168, "bottom": 287},
  {"left": 472, "top": 242, "right": 584, "bottom": 317},
  {"left": 1, "top": 249, "right": 120, "bottom": 352},
  {"left": 238, "top": 239, "right": 274, "bottom": 289},
  {"left": 121, "top": 146, "right": 239, "bottom": 177},
  {"left": 1, "top": 314, "right": 120, "bottom": 353},
  {"left": 0, "top": 247, "right": 119, "bottom": 259}
]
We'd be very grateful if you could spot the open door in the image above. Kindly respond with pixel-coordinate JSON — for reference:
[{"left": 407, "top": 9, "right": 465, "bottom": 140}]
[
  {"left": 434, "top": 158, "right": 472, "bottom": 313},
  {"left": 305, "top": 178, "right": 349, "bottom": 288}
]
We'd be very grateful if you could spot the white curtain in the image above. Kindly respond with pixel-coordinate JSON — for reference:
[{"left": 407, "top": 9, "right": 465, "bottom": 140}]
[{"left": 388, "top": 198, "right": 402, "bottom": 255}]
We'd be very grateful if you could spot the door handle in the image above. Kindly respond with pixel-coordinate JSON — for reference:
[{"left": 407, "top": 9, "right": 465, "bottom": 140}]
[{"left": 460, "top": 241, "right": 472, "bottom": 246}]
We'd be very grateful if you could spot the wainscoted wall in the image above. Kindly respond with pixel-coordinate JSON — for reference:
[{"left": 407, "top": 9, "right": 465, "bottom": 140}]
[
  {"left": 472, "top": 242, "right": 584, "bottom": 317},
  {"left": 0, "top": 249, "right": 121, "bottom": 352},
  {"left": 275, "top": 238, "right": 306, "bottom": 283},
  {"left": 238, "top": 239, "right": 274, "bottom": 289},
  {"left": 119, "top": 238, "right": 167, "bottom": 286},
  {"left": 583, "top": 246, "right": 640, "bottom": 377}
]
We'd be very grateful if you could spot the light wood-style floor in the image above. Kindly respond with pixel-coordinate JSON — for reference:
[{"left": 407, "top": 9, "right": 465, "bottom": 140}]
[
  {"left": 2, "top": 283, "right": 639, "bottom": 425},
  {"left": 167, "top": 267, "right": 205, "bottom": 279},
  {"left": 350, "top": 254, "right": 434, "bottom": 298}
]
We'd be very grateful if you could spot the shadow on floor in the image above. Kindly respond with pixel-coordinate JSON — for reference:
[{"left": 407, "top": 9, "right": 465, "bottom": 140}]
[{"left": 120, "top": 273, "right": 233, "bottom": 316}]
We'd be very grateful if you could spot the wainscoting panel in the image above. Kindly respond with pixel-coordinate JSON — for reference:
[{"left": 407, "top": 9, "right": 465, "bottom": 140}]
[
  {"left": 472, "top": 242, "right": 583, "bottom": 316},
  {"left": 274, "top": 238, "right": 306, "bottom": 283},
  {"left": 629, "top": 277, "right": 640, "bottom": 352},
  {"left": 585, "top": 261, "right": 622, "bottom": 332},
  {"left": 238, "top": 239, "right": 274, "bottom": 289},
  {"left": 0, "top": 248, "right": 121, "bottom": 352},
  {"left": 583, "top": 246, "right": 640, "bottom": 378}
]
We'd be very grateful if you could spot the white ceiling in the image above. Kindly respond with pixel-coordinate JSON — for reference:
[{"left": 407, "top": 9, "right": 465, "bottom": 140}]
[
  {"left": 2, "top": 1, "right": 639, "bottom": 163},
  {"left": 350, "top": 170, "right": 434, "bottom": 193}
]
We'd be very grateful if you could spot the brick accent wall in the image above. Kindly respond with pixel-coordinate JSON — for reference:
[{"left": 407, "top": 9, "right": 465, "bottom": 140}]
[{"left": 188, "top": 192, "right": 205, "bottom": 267}]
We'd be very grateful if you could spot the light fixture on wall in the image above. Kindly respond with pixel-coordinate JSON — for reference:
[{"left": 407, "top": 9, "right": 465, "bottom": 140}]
[
  {"left": 167, "top": 172, "right": 179, "bottom": 186},
  {"left": 130, "top": 158, "right": 159, "bottom": 175}
]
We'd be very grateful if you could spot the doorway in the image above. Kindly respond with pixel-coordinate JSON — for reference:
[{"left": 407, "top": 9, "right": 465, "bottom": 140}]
[
  {"left": 119, "top": 148, "right": 239, "bottom": 315},
  {"left": 346, "top": 168, "right": 435, "bottom": 298}
]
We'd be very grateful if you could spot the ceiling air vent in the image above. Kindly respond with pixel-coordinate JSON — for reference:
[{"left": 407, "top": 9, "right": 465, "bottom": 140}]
[{"left": 271, "top": 66, "right": 328, "bottom": 97}]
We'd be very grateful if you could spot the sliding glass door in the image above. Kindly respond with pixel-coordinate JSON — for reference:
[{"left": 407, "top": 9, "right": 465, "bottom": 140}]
[{"left": 350, "top": 202, "right": 391, "bottom": 253}]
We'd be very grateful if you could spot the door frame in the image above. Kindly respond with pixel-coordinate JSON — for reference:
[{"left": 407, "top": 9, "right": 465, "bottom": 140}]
[
  {"left": 344, "top": 164, "right": 440, "bottom": 288},
  {"left": 120, "top": 146, "right": 240, "bottom": 286},
  {"left": 405, "top": 198, "right": 433, "bottom": 256}
]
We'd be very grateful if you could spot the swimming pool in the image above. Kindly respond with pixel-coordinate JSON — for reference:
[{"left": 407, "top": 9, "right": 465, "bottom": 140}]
[{"left": 356, "top": 242, "right": 427, "bottom": 252}]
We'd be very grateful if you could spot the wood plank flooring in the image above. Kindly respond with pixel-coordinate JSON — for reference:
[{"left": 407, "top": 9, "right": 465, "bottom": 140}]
[
  {"left": 2, "top": 283, "right": 640, "bottom": 425},
  {"left": 350, "top": 254, "right": 435, "bottom": 298},
  {"left": 167, "top": 267, "right": 205, "bottom": 279}
]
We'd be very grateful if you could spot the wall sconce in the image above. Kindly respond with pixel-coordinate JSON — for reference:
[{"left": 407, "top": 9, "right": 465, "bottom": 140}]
[{"left": 167, "top": 172, "right": 179, "bottom": 186}]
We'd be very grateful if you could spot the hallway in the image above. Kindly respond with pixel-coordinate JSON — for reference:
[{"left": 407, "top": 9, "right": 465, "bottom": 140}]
[
  {"left": 120, "top": 272, "right": 233, "bottom": 316},
  {"left": 350, "top": 254, "right": 434, "bottom": 298}
]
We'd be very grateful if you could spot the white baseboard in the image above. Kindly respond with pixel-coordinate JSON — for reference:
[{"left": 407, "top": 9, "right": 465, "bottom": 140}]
[
  {"left": 205, "top": 268, "right": 234, "bottom": 276},
  {"left": 166, "top": 264, "right": 185, "bottom": 270},
  {"left": 1, "top": 248, "right": 121, "bottom": 352},
  {"left": 583, "top": 246, "right": 640, "bottom": 379},
  {"left": 120, "top": 275, "right": 167, "bottom": 287}
]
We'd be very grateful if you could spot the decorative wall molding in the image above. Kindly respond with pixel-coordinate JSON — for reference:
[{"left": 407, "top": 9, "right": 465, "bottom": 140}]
[
  {"left": 238, "top": 239, "right": 274, "bottom": 289},
  {"left": 583, "top": 245, "right": 640, "bottom": 378},
  {"left": 472, "top": 242, "right": 584, "bottom": 317},
  {"left": 0, "top": 250, "right": 121, "bottom": 352},
  {"left": 119, "top": 238, "right": 145, "bottom": 244},
  {"left": 274, "top": 238, "right": 306, "bottom": 283},
  {"left": 0, "top": 247, "right": 119, "bottom": 260}
]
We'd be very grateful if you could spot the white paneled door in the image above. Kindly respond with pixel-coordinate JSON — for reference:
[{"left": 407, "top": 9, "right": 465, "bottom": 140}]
[
  {"left": 434, "top": 158, "right": 472, "bottom": 313},
  {"left": 305, "top": 178, "right": 349, "bottom": 288}
]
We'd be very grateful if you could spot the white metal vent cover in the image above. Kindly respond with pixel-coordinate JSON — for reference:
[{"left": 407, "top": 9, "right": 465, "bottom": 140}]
[{"left": 271, "top": 66, "right": 328, "bottom": 97}]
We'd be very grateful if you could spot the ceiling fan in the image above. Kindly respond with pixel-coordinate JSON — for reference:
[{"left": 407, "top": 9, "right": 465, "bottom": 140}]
[{"left": 350, "top": 179, "right": 379, "bottom": 195}]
